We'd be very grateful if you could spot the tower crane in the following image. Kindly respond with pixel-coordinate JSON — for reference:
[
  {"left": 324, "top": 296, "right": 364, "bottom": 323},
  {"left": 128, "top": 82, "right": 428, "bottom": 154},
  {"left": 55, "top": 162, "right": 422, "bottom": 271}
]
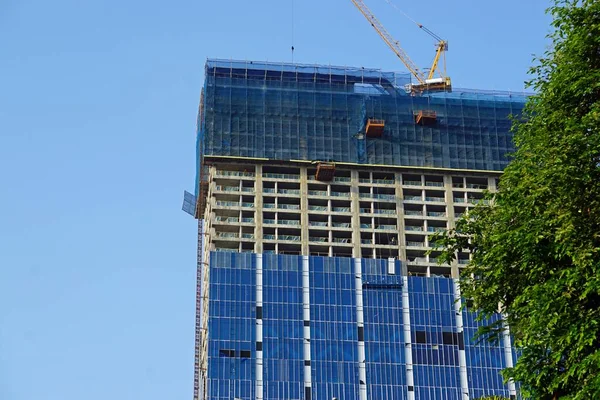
[{"left": 350, "top": 0, "right": 451, "bottom": 94}]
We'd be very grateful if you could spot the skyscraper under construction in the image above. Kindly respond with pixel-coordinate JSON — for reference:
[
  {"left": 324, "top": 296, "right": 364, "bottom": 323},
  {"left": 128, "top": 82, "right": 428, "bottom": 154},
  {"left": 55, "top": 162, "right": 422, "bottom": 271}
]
[{"left": 185, "top": 59, "right": 527, "bottom": 400}]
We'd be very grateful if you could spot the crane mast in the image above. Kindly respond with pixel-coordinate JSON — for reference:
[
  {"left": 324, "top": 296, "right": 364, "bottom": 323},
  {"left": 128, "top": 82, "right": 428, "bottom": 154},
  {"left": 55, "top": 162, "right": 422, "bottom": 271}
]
[{"left": 350, "top": 0, "right": 451, "bottom": 93}]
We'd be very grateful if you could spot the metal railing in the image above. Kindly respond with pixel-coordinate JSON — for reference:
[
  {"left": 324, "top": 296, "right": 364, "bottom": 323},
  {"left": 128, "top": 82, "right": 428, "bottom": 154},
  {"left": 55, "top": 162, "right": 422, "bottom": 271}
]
[
  {"left": 404, "top": 195, "right": 422, "bottom": 201},
  {"left": 374, "top": 209, "right": 395, "bottom": 215},
  {"left": 331, "top": 192, "right": 350, "bottom": 198},
  {"left": 403, "top": 180, "right": 422, "bottom": 186},
  {"left": 216, "top": 201, "right": 240, "bottom": 207},
  {"left": 333, "top": 238, "right": 351, "bottom": 243},
  {"left": 332, "top": 222, "right": 351, "bottom": 228},
  {"left": 332, "top": 207, "right": 350, "bottom": 212},
  {"left": 278, "top": 189, "right": 300, "bottom": 195},
  {"left": 308, "top": 190, "right": 327, "bottom": 196},
  {"left": 373, "top": 178, "right": 395, "bottom": 184},
  {"left": 241, "top": 217, "right": 254, "bottom": 223},
  {"left": 466, "top": 183, "right": 487, "bottom": 189},
  {"left": 216, "top": 170, "right": 254, "bottom": 177},
  {"left": 427, "top": 212, "right": 446, "bottom": 217},
  {"left": 405, "top": 210, "right": 423, "bottom": 216},
  {"left": 405, "top": 226, "right": 424, "bottom": 232},
  {"left": 425, "top": 197, "right": 445, "bottom": 202},
  {"left": 309, "top": 237, "right": 328, "bottom": 242},
  {"left": 406, "top": 241, "right": 425, "bottom": 247},
  {"left": 425, "top": 181, "right": 444, "bottom": 187},
  {"left": 263, "top": 173, "right": 300, "bottom": 180},
  {"left": 376, "top": 225, "right": 397, "bottom": 230},
  {"left": 427, "top": 226, "right": 446, "bottom": 233},
  {"left": 216, "top": 232, "right": 239, "bottom": 238},
  {"left": 308, "top": 205, "right": 328, "bottom": 211},
  {"left": 309, "top": 221, "right": 327, "bottom": 227},
  {"left": 278, "top": 204, "right": 300, "bottom": 210},
  {"left": 333, "top": 176, "right": 351, "bottom": 183}
]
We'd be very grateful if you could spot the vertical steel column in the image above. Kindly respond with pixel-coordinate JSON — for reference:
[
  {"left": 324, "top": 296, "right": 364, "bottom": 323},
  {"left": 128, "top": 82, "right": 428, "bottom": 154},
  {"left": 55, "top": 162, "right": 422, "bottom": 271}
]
[
  {"left": 401, "top": 276, "right": 415, "bottom": 400},
  {"left": 453, "top": 280, "right": 470, "bottom": 400},
  {"left": 502, "top": 319, "right": 517, "bottom": 399},
  {"left": 301, "top": 256, "right": 313, "bottom": 400},
  {"left": 354, "top": 257, "right": 368, "bottom": 400},
  {"left": 255, "top": 254, "right": 264, "bottom": 400}
]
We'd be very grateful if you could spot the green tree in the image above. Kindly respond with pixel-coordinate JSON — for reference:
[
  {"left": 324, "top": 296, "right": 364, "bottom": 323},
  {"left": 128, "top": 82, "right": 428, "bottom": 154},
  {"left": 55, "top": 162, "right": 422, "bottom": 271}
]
[{"left": 431, "top": 1, "right": 600, "bottom": 398}]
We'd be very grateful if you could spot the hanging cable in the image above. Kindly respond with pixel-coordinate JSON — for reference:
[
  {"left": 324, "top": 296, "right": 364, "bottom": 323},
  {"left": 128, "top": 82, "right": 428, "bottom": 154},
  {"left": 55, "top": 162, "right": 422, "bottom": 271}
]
[
  {"left": 382, "top": 0, "right": 444, "bottom": 43},
  {"left": 291, "top": 0, "right": 295, "bottom": 63}
]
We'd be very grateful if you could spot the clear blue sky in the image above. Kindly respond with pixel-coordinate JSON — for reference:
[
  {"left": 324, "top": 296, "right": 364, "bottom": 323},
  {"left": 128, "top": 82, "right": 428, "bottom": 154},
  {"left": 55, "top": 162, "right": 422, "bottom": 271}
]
[{"left": 0, "top": 1, "right": 550, "bottom": 399}]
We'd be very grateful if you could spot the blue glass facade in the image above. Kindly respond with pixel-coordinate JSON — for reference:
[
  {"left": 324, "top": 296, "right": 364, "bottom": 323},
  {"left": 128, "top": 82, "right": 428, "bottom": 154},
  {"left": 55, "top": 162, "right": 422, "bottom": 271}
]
[{"left": 202, "top": 252, "right": 515, "bottom": 399}]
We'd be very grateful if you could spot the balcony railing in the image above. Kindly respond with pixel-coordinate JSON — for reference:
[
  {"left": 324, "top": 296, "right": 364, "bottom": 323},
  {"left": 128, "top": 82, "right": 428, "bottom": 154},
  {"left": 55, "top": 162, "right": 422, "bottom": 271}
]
[
  {"left": 374, "top": 209, "right": 395, "bottom": 215},
  {"left": 406, "top": 241, "right": 425, "bottom": 247},
  {"left": 360, "top": 239, "right": 372, "bottom": 244},
  {"left": 216, "top": 201, "right": 240, "bottom": 207},
  {"left": 241, "top": 217, "right": 254, "bottom": 223},
  {"left": 332, "top": 207, "right": 350, "bottom": 212},
  {"left": 373, "top": 178, "right": 395, "bottom": 185},
  {"left": 216, "top": 170, "right": 255, "bottom": 177},
  {"left": 279, "top": 219, "right": 300, "bottom": 226},
  {"left": 263, "top": 203, "right": 276, "bottom": 209},
  {"left": 309, "top": 221, "right": 327, "bottom": 227},
  {"left": 215, "top": 185, "right": 240, "bottom": 192},
  {"left": 360, "top": 224, "right": 372, "bottom": 229},
  {"left": 331, "top": 192, "right": 350, "bottom": 198},
  {"left": 403, "top": 180, "right": 422, "bottom": 186},
  {"left": 216, "top": 232, "right": 239, "bottom": 238},
  {"left": 241, "top": 233, "right": 254, "bottom": 239},
  {"left": 333, "top": 238, "right": 351, "bottom": 243},
  {"left": 376, "top": 225, "right": 397, "bottom": 231},
  {"left": 263, "top": 173, "right": 300, "bottom": 180},
  {"left": 427, "top": 212, "right": 446, "bottom": 217},
  {"left": 404, "top": 195, "right": 422, "bottom": 201},
  {"left": 427, "top": 226, "right": 446, "bottom": 233},
  {"left": 308, "top": 205, "right": 328, "bottom": 211},
  {"left": 405, "top": 226, "right": 424, "bottom": 232},
  {"left": 279, "top": 235, "right": 301, "bottom": 242},
  {"left": 425, "top": 182, "right": 444, "bottom": 187},
  {"left": 425, "top": 197, "right": 445, "bottom": 203},
  {"left": 309, "top": 237, "right": 328, "bottom": 243},
  {"left": 214, "top": 216, "right": 239, "bottom": 223},
  {"left": 278, "top": 189, "right": 300, "bottom": 195},
  {"left": 308, "top": 190, "right": 327, "bottom": 196},
  {"left": 405, "top": 210, "right": 423, "bottom": 216},
  {"left": 466, "top": 183, "right": 487, "bottom": 189},
  {"left": 454, "top": 197, "right": 466, "bottom": 203},
  {"left": 278, "top": 204, "right": 300, "bottom": 210},
  {"left": 332, "top": 222, "right": 350, "bottom": 228},
  {"left": 333, "top": 176, "right": 351, "bottom": 183}
]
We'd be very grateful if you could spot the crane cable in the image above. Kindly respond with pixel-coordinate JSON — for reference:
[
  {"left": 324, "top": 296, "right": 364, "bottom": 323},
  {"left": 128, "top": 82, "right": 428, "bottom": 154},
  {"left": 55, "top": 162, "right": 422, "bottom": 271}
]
[
  {"left": 291, "top": 0, "right": 295, "bottom": 62},
  {"left": 382, "top": 0, "right": 444, "bottom": 43}
]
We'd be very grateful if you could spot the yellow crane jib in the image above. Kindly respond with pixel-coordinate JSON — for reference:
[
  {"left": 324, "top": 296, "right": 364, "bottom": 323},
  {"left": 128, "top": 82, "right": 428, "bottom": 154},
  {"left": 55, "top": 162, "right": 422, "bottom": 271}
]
[{"left": 350, "top": 0, "right": 452, "bottom": 94}]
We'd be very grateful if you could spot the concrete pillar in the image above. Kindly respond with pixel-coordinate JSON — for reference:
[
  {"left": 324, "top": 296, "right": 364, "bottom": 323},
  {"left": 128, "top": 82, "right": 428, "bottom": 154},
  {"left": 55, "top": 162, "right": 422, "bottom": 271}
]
[
  {"left": 395, "top": 172, "right": 407, "bottom": 275},
  {"left": 350, "top": 170, "right": 362, "bottom": 258},
  {"left": 254, "top": 165, "right": 264, "bottom": 254},
  {"left": 443, "top": 174, "right": 459, "bottom": 278},
  {"left": 300, "top": 167, "right": 309, "bottom": 256}
]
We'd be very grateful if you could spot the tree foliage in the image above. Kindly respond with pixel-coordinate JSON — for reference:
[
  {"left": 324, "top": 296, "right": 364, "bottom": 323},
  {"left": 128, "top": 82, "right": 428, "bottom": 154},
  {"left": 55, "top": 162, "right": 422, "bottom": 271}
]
[{"left": 431, "top": 1, "right": 600, "bottom": 398}]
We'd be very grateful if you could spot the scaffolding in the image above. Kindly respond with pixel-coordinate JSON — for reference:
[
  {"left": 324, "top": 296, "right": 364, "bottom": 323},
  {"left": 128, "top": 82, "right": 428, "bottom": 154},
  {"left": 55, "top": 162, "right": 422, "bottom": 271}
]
[{"left": 196, "top": 59, "right": 528, "bottom": 198}]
